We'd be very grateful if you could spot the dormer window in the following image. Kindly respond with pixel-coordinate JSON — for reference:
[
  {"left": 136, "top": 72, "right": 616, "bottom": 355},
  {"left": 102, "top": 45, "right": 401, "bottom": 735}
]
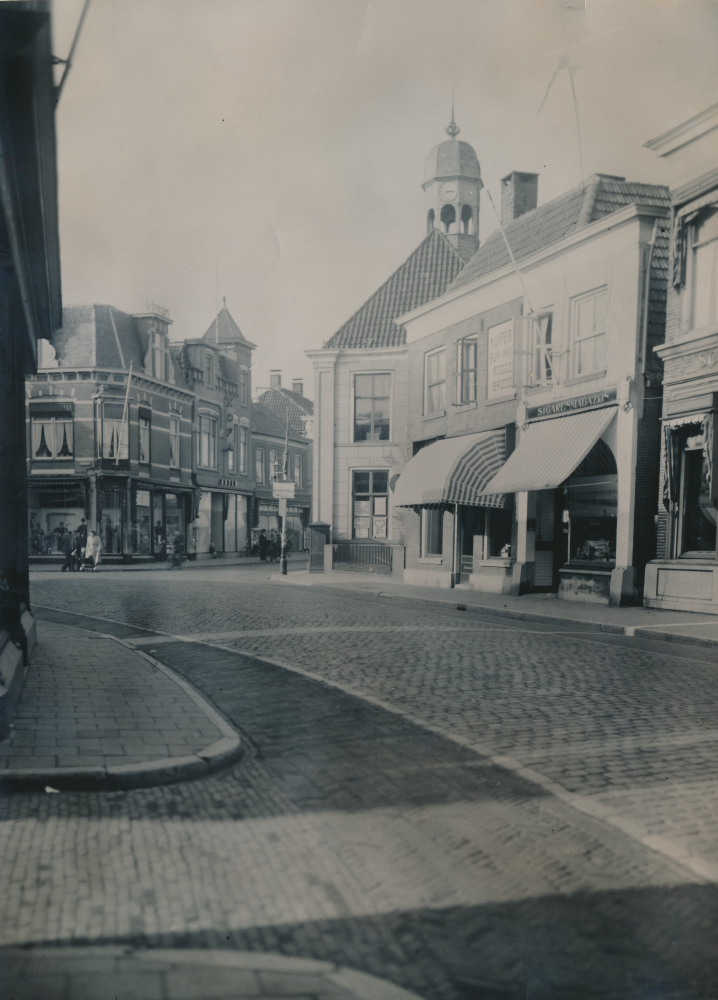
[
  {"left": 205, "top": 353, "right": 214, "bottom": 387},
  {"left": 151, "top": 330, "right": 165, "bottom": 380}
]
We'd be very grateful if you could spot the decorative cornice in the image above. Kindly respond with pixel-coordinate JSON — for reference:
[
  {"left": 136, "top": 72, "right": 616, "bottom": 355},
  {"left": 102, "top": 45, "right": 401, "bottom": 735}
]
[{"left": 655, "top": 326, "right": 718, "bottom": 362}]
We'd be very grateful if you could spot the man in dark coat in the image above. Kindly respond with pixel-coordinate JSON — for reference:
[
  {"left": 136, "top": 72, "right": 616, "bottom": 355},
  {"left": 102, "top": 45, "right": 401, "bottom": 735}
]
[
  {"left": 60, "top": 529, "right": 74, "bottom": 572},
  {"left": 258, "top": 529, "right": 268, "bottom": 562}
]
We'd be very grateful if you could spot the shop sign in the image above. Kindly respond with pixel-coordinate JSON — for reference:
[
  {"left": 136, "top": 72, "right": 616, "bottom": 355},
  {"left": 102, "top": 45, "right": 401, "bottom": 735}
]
[
  {"left": 487, "top": 319, "right": 514, "bottom": 399},
  {"left": 273, "top": 481, "right": 296, "bottom": 499},
  {"left": 136, "top": 490, "right": 151, "bottom": 507},
  {"left": 527, "top": 388, "right": 617, "bottom": 421}
]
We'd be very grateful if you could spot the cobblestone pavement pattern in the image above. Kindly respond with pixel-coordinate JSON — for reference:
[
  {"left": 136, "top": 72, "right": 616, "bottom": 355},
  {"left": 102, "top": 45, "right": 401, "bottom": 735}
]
[
  {"left": 0, "top": 574, "right": 715, "bottom": 1000},
  {"left": 0, "top": 622, "right": 222, "bottom": 770}
]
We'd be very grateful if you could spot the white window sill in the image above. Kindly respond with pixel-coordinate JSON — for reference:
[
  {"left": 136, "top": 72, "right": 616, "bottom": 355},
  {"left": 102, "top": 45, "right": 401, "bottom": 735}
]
[
  {"left": 422, "top": 410, "right": 446, "bottom": 421},
  {"left": 524, "top": 384, "right": 553, "bottom": 396},
  {"left": 352, "top": 439, "right": 394, "bottom": 446},
  {"left": 31, "top": 458, "right": 75, "bottom": 462},
  {"left": 564, "top": 370, "right": 607, "bottom": 387},
  {"left": 418, "top": 556, "right": 443, "bottom": 564},
  {"left": 475, "top": 557, "right": 512, "bottom": 568},
  {"left": 454, "top": 400, "right": 477, "bottom": 410}
]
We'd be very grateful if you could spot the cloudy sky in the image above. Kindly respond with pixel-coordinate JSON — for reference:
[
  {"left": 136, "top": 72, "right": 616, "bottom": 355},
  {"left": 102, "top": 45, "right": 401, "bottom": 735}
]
[{"left": 52, "top": 0, "right": 718, "bottom": 392}]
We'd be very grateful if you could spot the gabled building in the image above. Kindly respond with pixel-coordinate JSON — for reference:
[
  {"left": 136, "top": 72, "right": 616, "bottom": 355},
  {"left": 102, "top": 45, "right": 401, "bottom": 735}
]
[
  {"left": 256, "top": 372, "right": 314, "bottom": 438},
  {"left": 172, "top": 302, "right": 256, "bottom": 556},
  {"left": 251, "top": 400, "right": 312, "bottom": 551},
  {"left": 26, "top": 304, "right": 195, "bottom": 561},
  {"left": 307, "top": 119, "right": 478, "bottom": 547},
  {"left": 395, "top": 172, "right": 670, "bottom": 604}
]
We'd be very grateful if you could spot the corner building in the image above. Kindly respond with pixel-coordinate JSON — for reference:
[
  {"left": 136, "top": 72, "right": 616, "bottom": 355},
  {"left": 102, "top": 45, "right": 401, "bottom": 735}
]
[{"left": 643, "top": 104, "right": 718, "bottom": 612}]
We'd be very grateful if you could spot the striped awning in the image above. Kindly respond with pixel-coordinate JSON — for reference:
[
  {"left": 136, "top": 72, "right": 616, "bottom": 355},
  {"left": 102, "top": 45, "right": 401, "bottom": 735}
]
[
  {"left": 393, "top": 429, "right": 507, "bottom": 509},
  {"left": 481, "top": 406, "right": 617, "bottom": 495}
]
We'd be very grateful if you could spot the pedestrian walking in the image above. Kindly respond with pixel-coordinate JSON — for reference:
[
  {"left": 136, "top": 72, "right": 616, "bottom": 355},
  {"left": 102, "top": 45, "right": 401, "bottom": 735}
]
[
  {"left": 60, "top": 528, "right": 74, "bottom": 572},
  {"left": 168, "top": 529, "right": 185, "bottom": 570},
  {"left": 84, "top": 529, "right": 102, "bottom": 572},
  {"left": 258, "top": 529, "right": 268, "bottom": 562}
]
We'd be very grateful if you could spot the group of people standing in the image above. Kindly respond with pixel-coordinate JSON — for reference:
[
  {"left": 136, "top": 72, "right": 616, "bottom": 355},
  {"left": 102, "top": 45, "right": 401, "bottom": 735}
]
[{"left": 58, "top": 518, "right": 102, "bottom": 572}]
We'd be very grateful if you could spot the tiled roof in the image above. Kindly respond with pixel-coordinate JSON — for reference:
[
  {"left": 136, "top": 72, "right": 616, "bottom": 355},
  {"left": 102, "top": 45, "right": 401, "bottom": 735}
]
[
  {"left": 450, "top": 175, "right": 670, "bottom": 291},
  {"left": 51, "top": 305, "right": 95, "bottom": 366},
  {"left": 51, "top": 305, "right": 146, "bottom": 370},
  {"left": 324, "top": 228, "right": 467, "bottom": 349},
  {"left": 252, "top": 401, "right": 305, "bottom": 442},
  {"left": 203, "top": 305, "right": 250, "bottom": 344},
  {"left": 258, "top": 387, "right": 313, "bottom": 433}
]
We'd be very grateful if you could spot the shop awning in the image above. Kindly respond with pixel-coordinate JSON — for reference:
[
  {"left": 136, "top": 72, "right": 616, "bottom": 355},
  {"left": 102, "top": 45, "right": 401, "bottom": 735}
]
[
  {"left": 393, "top": 429, "right": 507, "bottom": 508},
  {"left": 481, "top": 406, "right": 617, "bottom": 495}
]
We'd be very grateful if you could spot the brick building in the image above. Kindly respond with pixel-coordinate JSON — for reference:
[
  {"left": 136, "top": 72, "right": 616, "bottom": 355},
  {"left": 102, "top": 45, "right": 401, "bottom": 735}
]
[
  {"left": 643, "top": 104, "right": 718, "bottom": 612},
  {"left": 26, "top": 305, "right": 195, "bottom": 561}
]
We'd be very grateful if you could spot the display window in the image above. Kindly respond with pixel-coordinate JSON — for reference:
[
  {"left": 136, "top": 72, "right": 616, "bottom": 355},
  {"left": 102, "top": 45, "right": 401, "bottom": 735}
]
[
  {"left": 352, "top": 470, "right": 388, "bottom": 538},
  {"left": 132, "top": 489, "right": 152, "bottom": 554},
  {"left": 665, "top": 420, "right": 717, "bottom": 558},
  {"left": 100, "top": 487, "right": 124, "bottom": 554},
  {"left": 568, "top": 475, "right": 618, "bottom": 564}
]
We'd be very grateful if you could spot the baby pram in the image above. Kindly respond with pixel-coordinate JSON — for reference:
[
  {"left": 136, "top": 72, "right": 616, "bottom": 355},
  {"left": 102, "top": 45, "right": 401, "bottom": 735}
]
[{"left": 79, "top": 547, "right": 96, "bottom": 572}]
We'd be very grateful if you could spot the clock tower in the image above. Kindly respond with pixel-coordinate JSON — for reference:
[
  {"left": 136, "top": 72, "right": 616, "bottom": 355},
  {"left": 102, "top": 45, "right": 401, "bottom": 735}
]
[{"left": 423, "top": 113, "right": 482, "bottom": 261}]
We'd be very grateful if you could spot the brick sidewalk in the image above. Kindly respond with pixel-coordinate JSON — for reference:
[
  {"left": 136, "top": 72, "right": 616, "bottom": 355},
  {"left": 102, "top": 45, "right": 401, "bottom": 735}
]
[{"left": 0, "top": 622, "right": 241, "bottom": 789}]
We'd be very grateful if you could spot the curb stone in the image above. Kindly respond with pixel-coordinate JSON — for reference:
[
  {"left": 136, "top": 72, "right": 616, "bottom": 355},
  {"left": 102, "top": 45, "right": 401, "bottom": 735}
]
[
  {"left": 0, "top": 629, "right": 244, "bottom": 794},
  {"left": 0, "top": 947, "right": 427, "bottom": 1000}
]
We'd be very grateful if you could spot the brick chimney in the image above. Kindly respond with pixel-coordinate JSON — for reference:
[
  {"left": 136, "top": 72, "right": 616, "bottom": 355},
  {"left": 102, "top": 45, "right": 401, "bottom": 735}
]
[
  {"left": 292, "top": 379, "right": 304, "bottom": 396},
  {"left": 500, "top": 172, "right": 539, "bottom": 228},
  {"left": 269, "top": 370, "right": 281, "bottom": 388}
]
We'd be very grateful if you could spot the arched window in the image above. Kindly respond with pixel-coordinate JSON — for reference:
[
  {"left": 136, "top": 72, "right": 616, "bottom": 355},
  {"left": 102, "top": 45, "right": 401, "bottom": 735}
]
[
  {"left": 427, "top": 208, "right": 435, "bottom": 234},
  {"left": 461, "top": 204, "right": 473, "bottom": 235},
  {"left": 205, "top": 353, "right": 213, "bottom": 387},
  {"left": 440, "top": 203, "right": 456, "bottom": 233}
]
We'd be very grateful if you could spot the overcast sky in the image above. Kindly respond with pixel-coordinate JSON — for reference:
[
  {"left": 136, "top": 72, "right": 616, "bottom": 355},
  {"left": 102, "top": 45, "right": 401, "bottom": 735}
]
[{"left": 52, "top": 0, "right": 718, "bottom": 393}]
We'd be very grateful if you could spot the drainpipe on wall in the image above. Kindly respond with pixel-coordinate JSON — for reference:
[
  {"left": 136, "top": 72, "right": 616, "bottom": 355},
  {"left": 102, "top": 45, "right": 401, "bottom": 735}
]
[{"left": 452, "top": 503, "right": 461, "bottom": 587}]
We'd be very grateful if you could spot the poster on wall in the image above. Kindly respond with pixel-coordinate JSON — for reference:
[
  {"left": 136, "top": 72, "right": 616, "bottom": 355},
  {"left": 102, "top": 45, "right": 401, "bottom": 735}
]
[{"left": 487, "top": 319, "right": 514, "bottom": 399}]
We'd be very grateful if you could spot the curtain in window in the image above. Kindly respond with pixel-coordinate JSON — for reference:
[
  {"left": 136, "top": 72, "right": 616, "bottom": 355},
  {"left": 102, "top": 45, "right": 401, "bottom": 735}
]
[{"left": 32, "top": 419, "right": 54, "bottom": 457}]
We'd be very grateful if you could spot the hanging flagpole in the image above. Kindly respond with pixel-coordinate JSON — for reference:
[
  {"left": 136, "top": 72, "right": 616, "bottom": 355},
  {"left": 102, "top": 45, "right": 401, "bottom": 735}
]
[{"left": 115, "top": 362, "right": 133, "bottom": 467}]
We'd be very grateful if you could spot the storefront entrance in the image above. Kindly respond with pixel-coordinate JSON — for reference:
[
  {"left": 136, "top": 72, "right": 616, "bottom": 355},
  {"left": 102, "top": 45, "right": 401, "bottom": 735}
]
[{"left": 132, "top": 487, "right": 186, "bottom": 558}]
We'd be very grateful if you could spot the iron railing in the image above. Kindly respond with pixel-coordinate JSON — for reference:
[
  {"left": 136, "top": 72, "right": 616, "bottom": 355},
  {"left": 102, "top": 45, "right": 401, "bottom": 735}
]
[{"left": 333, "top": 542, "right": 394, "bottom": 574}]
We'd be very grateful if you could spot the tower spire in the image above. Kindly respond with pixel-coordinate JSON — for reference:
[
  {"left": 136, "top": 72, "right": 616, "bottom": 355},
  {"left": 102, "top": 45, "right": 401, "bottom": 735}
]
[{"left": 446, "top": 96, "right": 460, "bottom": 138}]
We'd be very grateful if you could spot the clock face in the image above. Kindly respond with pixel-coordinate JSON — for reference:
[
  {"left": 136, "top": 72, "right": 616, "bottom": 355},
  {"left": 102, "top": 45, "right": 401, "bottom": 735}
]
[{"left": 440, "top": 181, "right": 458, "bottom": 202}]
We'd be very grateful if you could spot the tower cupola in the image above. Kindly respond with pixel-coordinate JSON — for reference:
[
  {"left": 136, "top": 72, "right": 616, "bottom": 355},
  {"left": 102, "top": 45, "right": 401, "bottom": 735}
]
[{"left": 423, "top": 112, "right": 482, "bottom": 260}]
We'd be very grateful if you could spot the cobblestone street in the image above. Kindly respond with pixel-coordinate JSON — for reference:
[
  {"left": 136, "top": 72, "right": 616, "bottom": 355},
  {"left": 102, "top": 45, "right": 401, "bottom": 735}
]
[{"left": 2, "top": 572, "right": 717, "bottom": 999}]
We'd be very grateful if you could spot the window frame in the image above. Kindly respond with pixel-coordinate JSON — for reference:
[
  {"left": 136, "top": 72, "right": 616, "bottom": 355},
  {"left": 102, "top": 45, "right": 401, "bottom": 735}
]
[
  {"left": 152, "top": 330, "right": 165, "bottom": 381},
  {"left": 456, "top": 336, "right": 478, "bottom": 404},
  {"left": 169, "top": 414, "right": 181, "bottom": 468},
  {"left": 240, "top": 371, "right": 248, "bottom": 406},
  {"left": 351, "top": 469, "right": 389, "bottom": 540},
  {"left": 139, "top": 415, "right": 151, "bottom": 464},
  {"left": 687, "top": 208, "right": 718, "bottom": 332},
  {"left": 293, "top": 454, "right": 302, "bottom": 488},
  {"left": 352, "top": 372, "right": 392, "bottom": 443},
  {"left": 205, "top": 353, "right": 214, "bottom": 388},
  {"left": 255, "top": 447, "right": 265, "bottom": 484},
  {"left": 98, "top": 402, "right": 129, "bottom": 461},
  {"left": 570, "top": 287, "right": 607, "bottom": 378},
  {"left": 30, "top": 414, "right": 74, "bottom": 460},
  {"left": 238, "top": 426, "right": 247, "bottom": 474},
  {"left": 424, "top": 347, "right": 446, "bottom": 415},
  {"left": 198, "top": 413, "right": 218, "bottom": 469},
  {"left": 528, "top": 312, "right": 554, "bottom": 387},
  {"left": 420, "top": 508, "right": 443, "bottom": 557},
  {"left": 269, "top": 449, "right": 279, "bottom": 481}
]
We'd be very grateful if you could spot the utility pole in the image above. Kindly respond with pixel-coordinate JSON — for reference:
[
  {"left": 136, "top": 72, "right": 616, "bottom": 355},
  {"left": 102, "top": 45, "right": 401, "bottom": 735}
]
[{"left": 280, "top": 415, "right": 289, "bottom": 576}]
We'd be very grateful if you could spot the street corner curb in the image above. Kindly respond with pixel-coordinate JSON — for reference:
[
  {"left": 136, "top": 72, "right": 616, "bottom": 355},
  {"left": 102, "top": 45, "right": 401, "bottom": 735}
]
[
  {"left": 0, "top": 766, "right": 107, "bottom": 793},
  {"left": 106, "top": 755, "right": 209, "bottom": 790},
  {"left": 196, "top": 735, "right": 244, "bottom": 772}
]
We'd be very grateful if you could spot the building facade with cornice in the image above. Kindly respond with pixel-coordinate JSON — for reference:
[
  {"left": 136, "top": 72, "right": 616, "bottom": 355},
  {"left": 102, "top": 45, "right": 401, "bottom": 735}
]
[{"left": 644, "top": 104, "right": 718, "bottom": 612}]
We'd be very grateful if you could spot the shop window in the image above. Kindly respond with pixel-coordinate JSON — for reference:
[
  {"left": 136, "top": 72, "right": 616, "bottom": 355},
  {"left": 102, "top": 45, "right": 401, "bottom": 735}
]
[
  {"left": 132, "top": 489, "right": 152, "bottom": 554},
  {"left": 571, "top": 288, "right": 607, "bottom": 376},
  {"left": 420, "top": 508, "right": 443, "bottom": 556},
  {"left": 239, "top": 426, "right": 247, "bottom": 473},
  {"left": 485, "top": 508, "right": 513, "bottom": 558},
  {"left": 198, "top": 414, "right": 217, "bottom": 468},
  {"left": 352, "top": 470, "right": 388, "bottom": 539},
  {"left": 269, "top": 449, "right": 279, "bottom": 481},
  {"left": 293, "top": 454, "right": 302, "bottom": 488},
  {"left": 456, "top": 337, "right": 477, "bottom": 403},
  {"left": 31, "top": 415, "right": 74, "bottom": 459},
  {"left": 676, "top": 426, "right": 716, "bottom": 555},
  {"left": 100, "top": 488, "right": 124, "bottom": 555},
  {"left": 165, "top": 493, "right": 185, "bottom": 548},
  {"left": 529, "top": 313, "right": 553, "bottom": 386},
  {"left": 99, "top": 402, "right": 128, "bottom": 460},
  {"left": 169, "top": 415, "right": 180, "bottom": 468},
  {"left": 139, "top": 415, "right": 151, "bottom": 463},
  {"left": 689, "top": 208, "right": 718, "bottom": 331},
  {"left": 354, "top": 373, "right": 390, "bottom": 442},
  {"left": 255, "top": 447, "right": 265, "bottom": 484},
  {"left": 425, "top": 348, "right": 446, "bottom": 414},
  {"left": 568, "top": 475, "right": 618, "bottom": 563}
]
